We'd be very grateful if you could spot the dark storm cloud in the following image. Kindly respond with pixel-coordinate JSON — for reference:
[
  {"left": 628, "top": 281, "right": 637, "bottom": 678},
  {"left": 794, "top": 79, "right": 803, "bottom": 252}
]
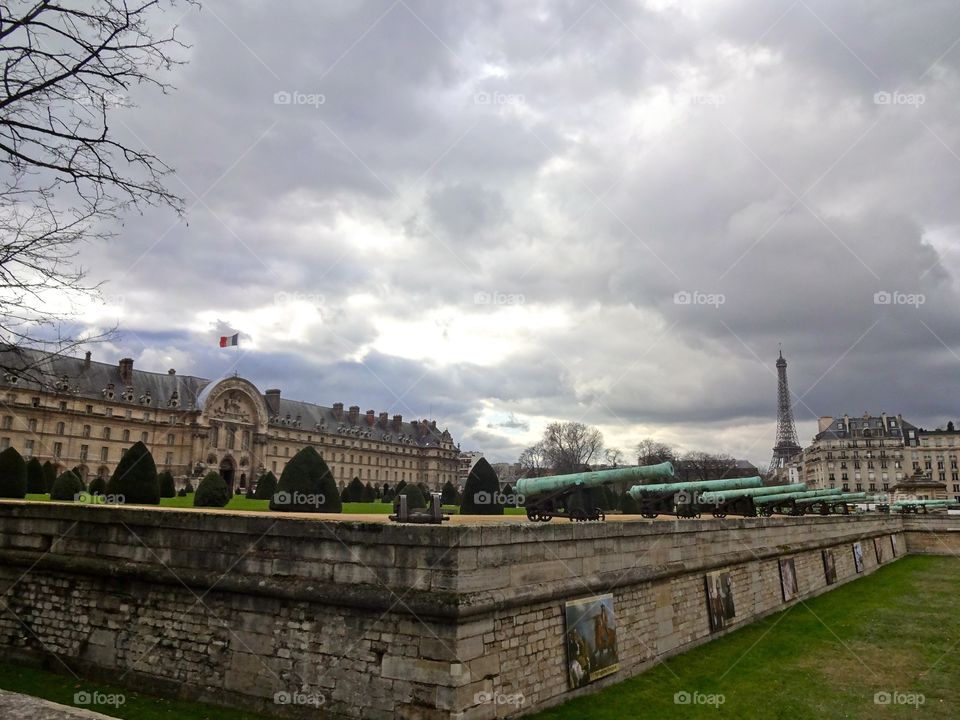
[{"left": 70, "top": 0, "right": 960, "bottom": 465}]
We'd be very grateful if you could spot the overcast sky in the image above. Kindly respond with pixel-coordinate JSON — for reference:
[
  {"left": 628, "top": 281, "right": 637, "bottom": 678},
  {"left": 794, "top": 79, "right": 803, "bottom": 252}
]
[{"left": 65, "top": 0, "right": 960, "bottom": 466}]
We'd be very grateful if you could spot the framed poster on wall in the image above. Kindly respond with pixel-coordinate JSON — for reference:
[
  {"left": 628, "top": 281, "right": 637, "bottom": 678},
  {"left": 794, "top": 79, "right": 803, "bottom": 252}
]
[
  {"left": 705, "top": 571, "right": 736, "bottom": 632},
  {"left": 822, "top": 549, "right": 837, "bottom": 585},
  {"left": 564, "top": 594, "right": 619, "bottom": 689}
]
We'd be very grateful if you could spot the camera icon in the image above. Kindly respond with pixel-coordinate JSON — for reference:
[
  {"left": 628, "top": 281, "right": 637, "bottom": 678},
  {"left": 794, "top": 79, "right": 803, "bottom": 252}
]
[
  {"left": 74, "top": 691, "right": 91, "bottom": 705},
  {"left": 473, "top": 291, "right": 491, "bottom": 304},
  {"left": 273, "top": 491, "right": 291, "bottom": 505},
  {"left": 274, "top": 691, "right": 291, "bottom": 705},
  {"left": 474, "top": 690, "right": 493, "bottom": 704},
  {"left": 473, "top": 91, "right": 491, "bottom": 105},
  {"left": 874, "top": 691, "right": 891, "bottom": 705},
  {"left": 673, "top": 290, "right": 691, "bottom": 305},
  {"left": 273, "top": 90, "right": 292, "bottom": 105},
  {"left": 474, "top": 491, "right": 491, "bottom": 504},
  {"left": 674, "top": 691, "right": 691, "bottom": 705},
  {"left": 873, "top": 291, "right": 891, "bottom": 305},
  {"left": 873, "top": 91, "right": 891, "bottom": 105}
]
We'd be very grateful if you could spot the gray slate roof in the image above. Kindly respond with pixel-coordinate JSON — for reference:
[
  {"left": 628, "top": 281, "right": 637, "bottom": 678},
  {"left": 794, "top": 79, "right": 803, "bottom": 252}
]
[{"left": 0, "top": 346, "right": 452, "bottom": 447}]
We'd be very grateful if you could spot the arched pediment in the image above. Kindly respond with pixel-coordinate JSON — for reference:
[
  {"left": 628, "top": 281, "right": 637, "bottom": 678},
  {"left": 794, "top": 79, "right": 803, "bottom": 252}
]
[{"left": 199, "top": 377, "right": 269, "bottom": 430}]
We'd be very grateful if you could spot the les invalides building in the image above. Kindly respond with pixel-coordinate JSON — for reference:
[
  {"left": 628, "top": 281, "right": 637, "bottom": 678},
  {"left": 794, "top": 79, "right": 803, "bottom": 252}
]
[{"left": 0, "top": 346, "right": 460, "bottom": 491}]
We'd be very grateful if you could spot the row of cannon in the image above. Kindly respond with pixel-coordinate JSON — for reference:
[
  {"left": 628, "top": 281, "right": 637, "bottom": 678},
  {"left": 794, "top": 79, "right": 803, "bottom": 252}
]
[{"left": 514, "top": 462, "right": 958, "bottom": 522}]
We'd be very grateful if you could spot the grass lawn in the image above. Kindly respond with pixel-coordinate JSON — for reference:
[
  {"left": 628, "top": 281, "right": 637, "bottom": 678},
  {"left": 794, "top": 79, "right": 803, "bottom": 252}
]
[
  {"left": 532, "top": 555, "right": 960, "bottom": 719},
  {"left": 21, "top": 493, "right": 527, "bottom": 515}
]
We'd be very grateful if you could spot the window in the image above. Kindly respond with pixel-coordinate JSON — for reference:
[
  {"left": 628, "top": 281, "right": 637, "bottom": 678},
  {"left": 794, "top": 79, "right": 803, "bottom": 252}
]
[
  {"left": 24, "top": 439, "right": 34, "bottom": 456},
  {"left": 167, "top": 433, "right": 175, "bottom": 445},
  {"left": 28, "top": 419, "right": 37, "bottom": 432},
  {"left": 0, "top": 438, "right": 8, "bottom": 450},
  {"left": 105, "top": 407, "right": 112, "bottom": 417},
  {"left": 80, "top": 445, "right": 88, "bottom": 461},
  {"left": 164, "top": 452, "right": 173, "bottom": 466},
  {"left": 100, "top": 447, "right": 108, "bottom": 461},
  {"left": 56, "top": 422, "right": 65, "bottom": 435},
  {"left": 31, "top": 396, "right": 40, "bottom": 407},
  {"left": 1, "top": 417, "right": 10, "bottom": 430},
  {"left": 103, "top": 427, "right": 111, "bottom": 440},
  {"left": 83, "top": 425, "right": 91, "bottom": 438},
  {"left": 53, "top": 442, "right": 62, "bottom": 457},
  {"left": 140, "top": 432, "right": 148, "bottom": 443},
  {"left": 86, "top": 404, "right": 93, "bottom": 414},
  {"left": 59, "top": 401, "right": 67, "bottom": 411},
  {"left": 121, "top": 429, "right": 129, "bottom": 442}
]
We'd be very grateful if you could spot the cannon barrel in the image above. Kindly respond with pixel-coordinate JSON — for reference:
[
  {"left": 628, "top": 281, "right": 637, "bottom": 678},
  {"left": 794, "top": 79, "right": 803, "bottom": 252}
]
[
  {"left": 627, "top": 475, "right": 763, "bottom": 499},
  {"left": 754, "top": 488, "right": 843, "bottom": 505},
  {"left": 891, "top": 499, "right": 953, "bottom": 507},
  {"left": 515, "top": 461, "right": 674, "bottom": 498},
  {"left": 699, "top": 483, "right": 807, "bottom": 504},
  {"left": 795, "top": 491, "right": 866, "bottom": 504}
]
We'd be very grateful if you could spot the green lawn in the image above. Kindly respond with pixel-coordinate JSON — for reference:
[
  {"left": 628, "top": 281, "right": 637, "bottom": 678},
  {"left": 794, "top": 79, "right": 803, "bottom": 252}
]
[
  {"left": 532, "top": 555, "right": 960, "bottom": 719},
  {"left": 20, "top": 493, "right": 527, "bottom": 515}
]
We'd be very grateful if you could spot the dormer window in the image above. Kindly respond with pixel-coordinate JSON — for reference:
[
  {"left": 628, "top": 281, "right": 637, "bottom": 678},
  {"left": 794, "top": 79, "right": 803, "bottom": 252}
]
[
  {"left": 120, "top": 386, "right": 134, "bottom": 402},
  {"left": 139, "top": 391, "right": 152, "bottom": 406},
  {"left": 169, "top": 391, "right": 179, "bottom": 407},
  {"left": 102, "top": 383, "right": 115, "bottom": 399}
]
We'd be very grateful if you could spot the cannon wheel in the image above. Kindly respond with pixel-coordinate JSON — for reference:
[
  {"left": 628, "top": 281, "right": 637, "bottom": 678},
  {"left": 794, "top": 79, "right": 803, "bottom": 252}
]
[
  {"left": 570, "top": 508, "right": 587, "bottom": 522},
  {"left": 593, "top": 508, "right": 606, "bottom": 522},
  {"left": 641, "top": 512, "right": 658, "bottom": 519},
  {"left": 540, "top": 513, "right": 553, "bottom": 522},
  {"left": 526, "top": 508, "right": 540, "bottom": 522},
  {"left": 712, "top": 510, "right": 727, "bottom": 519}
]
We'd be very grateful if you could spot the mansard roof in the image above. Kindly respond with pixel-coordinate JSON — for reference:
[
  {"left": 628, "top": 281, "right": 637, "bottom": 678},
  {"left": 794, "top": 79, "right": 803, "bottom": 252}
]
[{"left": 814, "top": 412, "right": 917, "bottom": 441}]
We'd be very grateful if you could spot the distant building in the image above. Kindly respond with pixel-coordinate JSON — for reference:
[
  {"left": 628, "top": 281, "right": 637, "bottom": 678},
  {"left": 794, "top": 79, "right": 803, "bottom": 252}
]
[
  {"left": 672, "top": 458, "right": 759, "bottom": 483},
  {"left": 0, "top": 347, "right": 459, "bottom": 491},
  {"left": 457, "top": 451, "right": 484, "bottom": 484}
]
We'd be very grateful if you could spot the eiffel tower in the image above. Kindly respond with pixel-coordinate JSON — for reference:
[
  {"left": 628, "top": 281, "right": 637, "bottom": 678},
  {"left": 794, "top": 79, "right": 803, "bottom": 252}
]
[{"left": 770, "top": 348, "right": 802, "bottom": 470}]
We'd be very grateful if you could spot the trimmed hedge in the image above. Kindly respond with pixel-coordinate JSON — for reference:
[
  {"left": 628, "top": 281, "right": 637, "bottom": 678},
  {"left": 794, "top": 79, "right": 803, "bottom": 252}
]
[
  {"left": 253, "top": 471, "right": 277, "bottom": 500},
  {"left": 42, "top": 460, "right": 57, "bottom": 493},
  {"left": 88, "top": 476, "right": 107, "bottom": 496},
  {"left": 106, "top": 441, "right": 160, "bottom": 505},
  {"left": 26, "top": 458, "right": 45, "bottom": 494},
  {"left": 51, "top": 471, "right": 83, "bottom": 501},
  {"left": 269, "top": 447, "right": 341, "bottom": 513},
  {"left": 158, "top": 471, "right": 176, "bottom": 498},
  {"left": 396, "top": 483, "right": 427, "bottom": 510},
  {"left": 194, "top": 471, "right": 230, "bottom": 508},
  {"left": 440, "top": 480, "right": 459, "bottom": 505},
  {"left": 0, "top": 447, "right": 27, "bottom": 498},
  {"left": 344, "top": 476, "right": 365, "bottom": 502},
  {"left": 460, "top": 457, "right": 504, "bottom": 515}
]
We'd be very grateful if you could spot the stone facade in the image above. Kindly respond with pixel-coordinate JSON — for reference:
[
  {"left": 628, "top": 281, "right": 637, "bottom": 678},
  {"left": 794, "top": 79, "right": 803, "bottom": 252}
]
[
  {"left": 0, "top": 501, "right": 927, "bottom": 719},
  {"left": 0, "top": 347, "right": 459, "bottom": 491}
]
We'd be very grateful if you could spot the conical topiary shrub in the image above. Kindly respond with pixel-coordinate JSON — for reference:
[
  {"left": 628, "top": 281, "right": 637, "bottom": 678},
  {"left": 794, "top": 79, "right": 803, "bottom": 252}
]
[
  {"left": 88, "top": 475, "right": 107, "bottom": 496},
  {"left": 106, "top": 441, "right": 160, "bottom": 505},
  {"left": 42, "top": 460, "right": 57, "bottom": 493},
  {"left": 0, "top": 447, "right": 27, "bottom": 498},
  {"left": 51, "top": 470, "right": 83, "bottom": 501},
  {"left": 26, "top": 457, "right": 45, "bottom": 494},
  {"left": 460, "top": 458, "right": 504, "bottom": 515},
  {"left": 362, "top": 481, "right": 376, "bottom": 502},
  {"left": 158, "top": 471, "right": 176, "bottom": 498},
  {"left": 253, "top": 471, "right": 277, "bottom": 500},
  {"left": 70, "top": 466, "right": 87, "bottom": 489},
  {"left": 396, "top": 483, "right": 427, "bottom": 510},
  {"left": 440, "top": 480, "right": 459, "bottom": 505},
  {"left": 345, "top": 476, "right": 364, "bottom": 502},
  {"left": 269, "top": 447, "right": 341, "bottom": 513},
  {"left": 194, "top": 471, "right": 230, "bottom": 508}
]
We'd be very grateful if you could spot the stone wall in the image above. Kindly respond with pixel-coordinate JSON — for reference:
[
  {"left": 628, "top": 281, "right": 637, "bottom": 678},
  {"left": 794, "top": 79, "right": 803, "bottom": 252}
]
[{"left": 0, "top": 502, "right": 922, "bottom": 719}]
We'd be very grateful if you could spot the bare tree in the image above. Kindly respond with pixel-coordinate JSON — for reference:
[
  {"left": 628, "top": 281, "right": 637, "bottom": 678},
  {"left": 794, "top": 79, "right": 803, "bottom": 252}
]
[
  {"left": 0, "top": 0, "right": 193, "bottom": 374},
  {"left": 518, "top": 440, "right": 547, "bottom": 477},
  {"left": 604, "top": 447, "right": 623, "bottom": 467},
  {"left": 635, "top": 438, "right": 675, "bottom": 467},
  {"left": 677, "top": 451, "right": 738, "bottom": 482},
  {"left": 541, "top": 421, "right": 604, "bottom": 475}
]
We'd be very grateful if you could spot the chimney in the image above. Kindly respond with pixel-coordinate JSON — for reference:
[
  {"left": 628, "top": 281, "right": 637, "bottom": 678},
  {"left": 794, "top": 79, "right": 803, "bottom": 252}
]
[
  {"left": 379, "top": 412, "right": 389, "bottom": 428},
  {"left": 168, "top": 368, "right": 176, "bottom": 375},
  {"left": 118, "top": 357, "right": 134, "bottom": 385},
  {"left": 392, "top": 414, "right": 403, "bottom": 431},
  {"left": 84, "top": 351, "right": 91, "bottom": 369},
  {"left": 264, "top": 389, "right": 281, "bottom": 416},
  {"left": 348, "top": 405, "right": 360, "bottom": 425},
  {"left": 818, "top": 416, "right": 834, "bottom": 434},
  {"left": 430, "top": 420, "right": 437, "bottom": 430},
  {"left": 366, "top": 409, "right": 376, "bottom": 426},
  {"left": 333, "top": 402, "right": 344, "bottom": 420}
]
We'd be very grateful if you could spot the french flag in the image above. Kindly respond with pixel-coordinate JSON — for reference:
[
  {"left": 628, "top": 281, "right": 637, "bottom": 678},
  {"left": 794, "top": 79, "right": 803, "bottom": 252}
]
[{"left": 219, "top": 333, "right": 239, "bottom": 348}]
